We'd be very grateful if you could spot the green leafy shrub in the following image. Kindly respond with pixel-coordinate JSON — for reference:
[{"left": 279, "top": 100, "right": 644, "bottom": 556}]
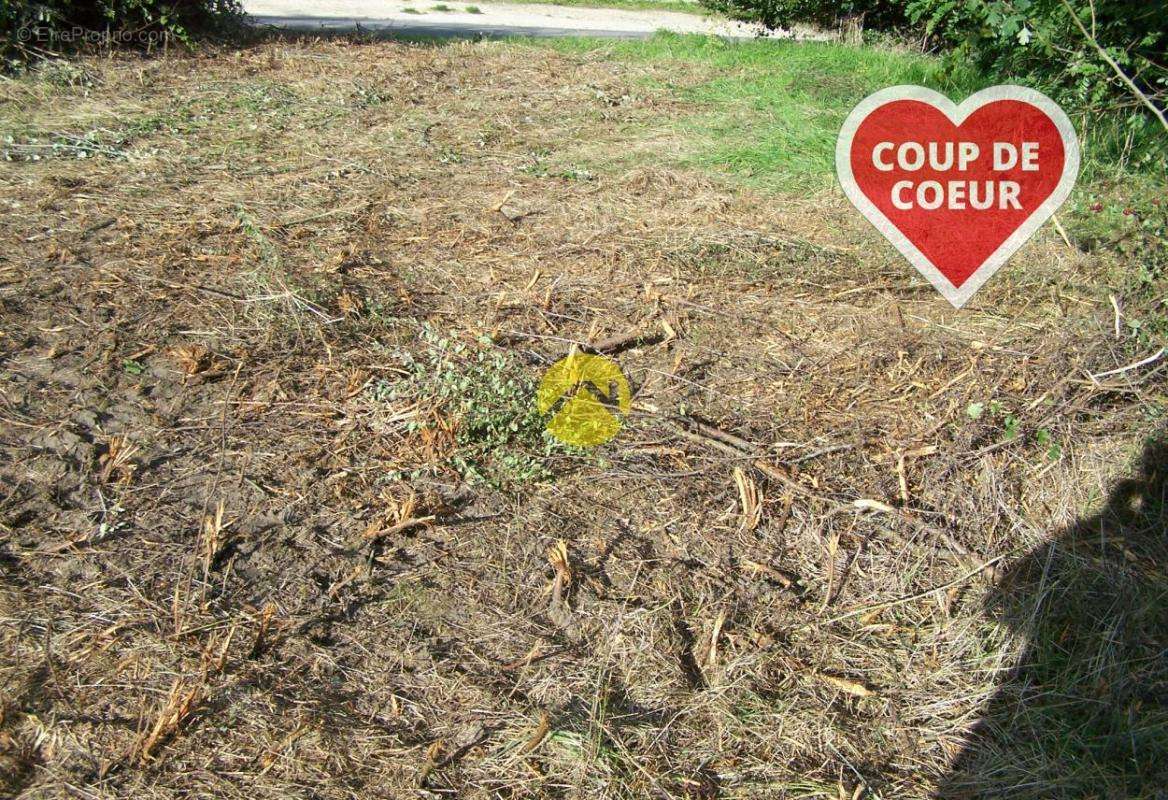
[
  {"left": 700, "top": 0, "right": 1167, "bottom": 163},
  {"left": 697, "top": 0, "right": 906, "bottom": 32},
  {"left": 2, "top": 0, "right": 243, "bottom": 67},
  {"left": 905, "top": 0, "right": 1167, "bottom": 168},
  {"left": 374, "top": 326, "right": 564, "bottom": 490}
]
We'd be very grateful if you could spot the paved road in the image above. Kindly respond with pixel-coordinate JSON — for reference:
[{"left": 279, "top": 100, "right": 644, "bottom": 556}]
[{"left": 244, "top": 0, "right": 783, "bottom": 40}]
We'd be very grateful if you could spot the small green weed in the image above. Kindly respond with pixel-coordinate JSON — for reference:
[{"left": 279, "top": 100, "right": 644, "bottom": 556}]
[
  {"left": 465, "top": 4, "right": 483, "bottom": 12},
  {"left": 2, "top": 130, "right": 130, "bottom": 162},
  {"left": 349, "top": 82, "right": 391, "bottom": 108},
  {"left": 967, "top": 399, "right": 1062, "bottom": 459},
  {"left": 1035, "top": 428, "right": 1062, "bottom": 461},
  {"left": 519, "top": 150, "right": 593, "bottom": 181},
  {"left": 555, "top": 165, "right": 594, "bottom": 181},
  {"left": 376, "top": 327, "right": 563, "bottom": 489},
  {"left": 31, "top": 59, "right": 96, "bottom": 89},
  {"left": 1067, "top": 187, "right": 1168, "bottom": 345}
]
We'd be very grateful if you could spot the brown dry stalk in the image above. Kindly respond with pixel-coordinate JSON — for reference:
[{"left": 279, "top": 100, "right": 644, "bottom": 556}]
[
  {"left": 586, "top": 329, "right": 666, "bottom": 355},
  {"left": 517, "top": 711, "right": 551, "bottom": 755},
  {"left": 501, "top": 642, "right": 543, "bottom": 671},
  {"left": 364, "top": 490, "right": 437, "bottom": 541},
  {"left": 137, "top": 678, "right": 204, "bottom": 763},
  {"left": 740, "top": 559, "right": 798, "bottom": 591},
  {"left": 325, "top": 565, "right": 366, "bottom": 600},
  {"left": 732, "top": 466, "right": 762, "bottom": 531},
  {"left": 418, "top": 739, "right": 445, "bottom": 785},
  {"left": 249, "top": 602, "right": 278, "bottom": 658},
  {"left": 258, "top": 722, "right": 309, "bottom": 775},
  {"left": 98, "top": 435, "right": 138, "bottom": 484},
  {"left": 819, "top": 528, "right": 842, "bottom": 612},
  {"left": 200, "top": 501, "right": 226, "bottom": 582},
  {"left": 171, "top": 580, "right": 187, "bottom": 637},
  {"left": 705, "top": 607, "right": 728, "bottom": 668},
  {"left": 547, "top": 540, "right": 572, "bottom": 588},
  {"left": 364, "top": 515, "right": 436, "bottom": 540},
  {"left": 546, "top": 539, "right": 573, "bottom": 618},
  {"left": 169, "top": 344, "right": 211, "bottom": 377},
  {"left": 201, "top": 625, "right": 236, "bottom": 674},
  {"left": 490, "top": 189, "right": 516, "bottom": 213}
]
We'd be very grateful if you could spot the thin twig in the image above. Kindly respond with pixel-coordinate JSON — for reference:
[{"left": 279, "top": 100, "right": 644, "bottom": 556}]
[
  {"left": 1059, "top": 0, "right": 1168, "bottom": 135},
  {"left": 1090, "top": 347, "right": 1166, "bottom": 381},
  {"left": 799, "top": 549, "right": 1019, "bottom": 631}
]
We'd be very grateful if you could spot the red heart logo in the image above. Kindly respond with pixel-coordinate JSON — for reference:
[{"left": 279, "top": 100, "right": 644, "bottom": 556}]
[{"left": 837, "top": 86, "right": 1079, "bottom": 307}]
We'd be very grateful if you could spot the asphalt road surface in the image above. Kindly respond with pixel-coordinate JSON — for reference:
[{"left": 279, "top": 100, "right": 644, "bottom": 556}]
[{"left": 243, "top": 0, "right": 783, "bottom": 40}]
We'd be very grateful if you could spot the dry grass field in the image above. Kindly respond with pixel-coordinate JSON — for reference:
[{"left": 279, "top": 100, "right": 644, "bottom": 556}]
[{"left": 1, "top": 36, "right": 1165, "bottom": 799}]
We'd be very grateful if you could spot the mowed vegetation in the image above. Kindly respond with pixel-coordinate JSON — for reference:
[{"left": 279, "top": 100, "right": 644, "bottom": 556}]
[{"left": 1, "top": 30, "right": 1165, "bottom": 800}]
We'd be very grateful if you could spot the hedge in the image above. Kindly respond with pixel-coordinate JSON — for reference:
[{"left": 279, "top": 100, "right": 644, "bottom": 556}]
[{"left": 2, "top": 0, "right": 243, "bottom": 65}]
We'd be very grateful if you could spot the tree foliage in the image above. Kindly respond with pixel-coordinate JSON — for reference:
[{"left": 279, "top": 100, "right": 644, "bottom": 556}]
[
  {"left": 703, "top": 0, "right": 1168, "bottom": 148},
  {"left": 2, "top": 0, "right": 243, "bottom": 65},
  {"left": 697, "top": 0, "right": 907, "bottom": 31},
  {"left": 909, "top": 1, "right": 1166, "bottom": 116}
]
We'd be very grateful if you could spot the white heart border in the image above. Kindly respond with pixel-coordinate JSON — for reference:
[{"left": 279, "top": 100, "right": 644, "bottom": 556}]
[{"left": 835, "top": 84, "right": 1080, "bottom": 308}]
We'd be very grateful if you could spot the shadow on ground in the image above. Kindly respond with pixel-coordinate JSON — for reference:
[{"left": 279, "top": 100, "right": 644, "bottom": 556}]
[{"left": 941, "top": 430, "right": 1168, "bottom": 798}]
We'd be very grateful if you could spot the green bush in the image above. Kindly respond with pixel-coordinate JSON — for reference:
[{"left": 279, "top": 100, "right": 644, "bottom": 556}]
[
  {"left": 907, "top": 0, "right": 1167, "bottom": 167},
  {"left": 698, "top": 0, "right": 906, "bottom": 32},
  {"left": 2, "top": 0, "right": 243, "bottom": 66},
  {"left": 375, "top": 326, "right": 563, "bottom": 491},
  {"left": 701, "top": 0, "right": 1167, "bottom": 163}
]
